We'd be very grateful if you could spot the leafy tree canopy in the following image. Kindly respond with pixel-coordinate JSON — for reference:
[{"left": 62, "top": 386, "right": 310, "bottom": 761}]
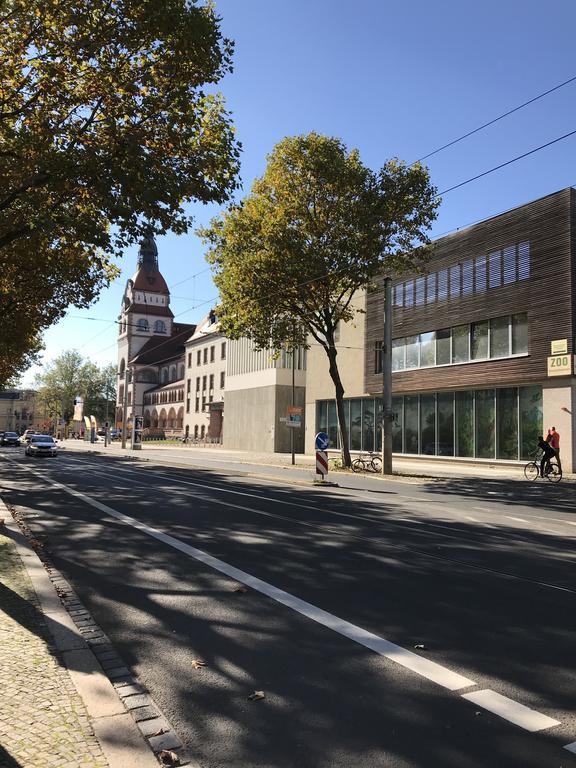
[
  {"left": 0, "top": 0, "right": 240, "bottom": 385},
  {"left": 200, "top": 132, "right": 439, "bottom": 464}
]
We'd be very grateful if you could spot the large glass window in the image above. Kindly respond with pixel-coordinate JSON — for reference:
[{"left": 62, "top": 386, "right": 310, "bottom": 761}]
[
  {"left": 452, "top": 324, "right": 469, "bottom": 363},
  {"left": 405, "top": 335, "right": 419, "bottom": 369},
  {"left": 405, "top": 281, "right": 414, "bottom": 307},
  {"left": 475, "top": 389, "right": 495, "bottom": 458},
  {"left": 490, "top": 316, "right": 510, "bottom": 358},
  {"left": 394, "top": 284, "right": 403, "bottom": 307},
  {"left": 436, "top": 328, "right": 451, "bottom": 365},
  {"left": 519, "top": 386, "right": 542, "bottom": 459},
  {"left": 404, "top": 396, "right": 419, "bottom": 454},
  {"left": 503, "top": 246, "right": 516, "bottom": 284},
  {"left": 392, "top": 396, "right": 403, "bottom": 453},
  {"left": 316, "top": 401, "right": 327, "bottom": 436},
  {"left": 426, "top": 273, "right": 436, "bottom": 304},
  {"left": 438, "top": 269, "right": 448, "bottom": 300},
  {"left": 350, "top": 399, "right": 362, "bottom": 451},
  {"left": 375, "top": 399, "right": 383, "bottom": 452},
  {"left": 437, "top": 392, "right": 454, "bottom": 456},
  {"left": 475, "top": 256, "right": 487, "bottom": 292},
  {"left": 415, "top": 277, "right": 425, "bottom": 306},
  {"left": 518, "top": 242, "right": 530, "bottom": 280},
  {"left": 462, "top": 260, "right": 474, "bottom": 296},
  {"left": 497, "top": 388, "right": 518, "bottom": 459},
  {"left": 392, "top": 338, "right": 405, "bottom": 371},
  {"left": 327, "top": 400, "right": 339, "bottom": 449},
  {"left": 362, "top": 400, "right": 375, "bottom": 452},
  {"left": 456, "top": 391, "right": 474, "bottom": 457},
  {"left": 512, "top": 313, "right": 528, "bottom": 354},
  {"left": 489, "top": 251, "right": 502, "bottom": 288},
  {"left": 374, "top": 341, "right": 383, "bottom": 374},
  {"left": 450, "top": 264, "right": 461, "bottom": 298},
  {"left": 471, "top": 321, "right": 489, "bottom": 360},
  {"left": 420, "top": 331, "right": 435, "bottom": 367},
  {"left": 420, "top": 394, "right": 436, "bottom": 455}
]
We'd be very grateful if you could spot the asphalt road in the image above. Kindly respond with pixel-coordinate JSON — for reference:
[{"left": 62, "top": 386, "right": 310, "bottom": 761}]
[{"left": 1, "top": 446, "right": 576, "bottom": 767}]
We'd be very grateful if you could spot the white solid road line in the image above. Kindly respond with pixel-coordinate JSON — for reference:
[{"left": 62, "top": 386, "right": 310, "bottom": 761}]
[
  {"left": 506, "top": 516, "right": 529, "bottom": 523},
  {"left": 462, "top": 690, "right": 560, "bottom": 732},
  {"left": 23, "top": 466, "right": 474, "bottom": 691}
]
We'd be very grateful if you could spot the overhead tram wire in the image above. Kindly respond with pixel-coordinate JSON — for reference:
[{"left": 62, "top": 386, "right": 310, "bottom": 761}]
[{"left": 412, "top": 73, "right": 576, "bottom": 164}]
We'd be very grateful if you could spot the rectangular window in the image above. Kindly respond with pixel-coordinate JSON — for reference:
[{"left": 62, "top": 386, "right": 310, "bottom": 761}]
[
  {"left": 197, "top": 350, "right": 201, "bottom": 365},
  {"left": 209, "top": 374, "right": 214, "bottom": 390},
  {"left": 374, "top": 341, "right": 383, "bottom": 374},
  {"left": 489, "top": 250, "right": 502, "bottom": 288},
  {"left": 203, "top": 348, "right": 208, "bottom": 364},
  {"left": 202, "top": 395, "right": 206, "bottom": 411},
  {"left": 437, "top": 392, "right": 454, "bottom": 456},
  {"left": 188, "top": 353, "right": 191, "bottom": 367},
  {"left": 404, "top": 396, "right": 419, "bottom": 454},
  {"left": 209, "top": 394, "right": 213, "bottom": 403},
  {"left": 475, "top": 256, "right": 487, "bottom": 292},
  {"left": 451, "top": 324, "right": 469, "bottom": 363},
  {"left": 420, "top": 394, "right": 436, "bottom": 456},
  {"left": 518, "top": 242, "right": 530, "bottom": 280},
  {"left": 497, "top": 388, "right": 518, "bottom": 459},
  {"left": 426, "top": 273, "right": 436, "bottom": 304},
  {"left": 196, "top": 377, "right": 200, "bottom": 392},
  {"left": 436, "top": 328, "right": 451, "bottom": 365},
  {"left": 512, "top": 313, "right": 528, "bottom": 354},
  {"left": 221, "top": 342, "right": 227, "bottom": 359},
  {"left": 519, "top": 385, "right": 542, "bottom": 459},
  {"left": 210, "top": 346, "right": 215, "bottom": 362},
  {"left": 462, "top": 260, "right": 473, "bottom": 295},
  {"left": 394, "top": 284, "right": 403, "bottom": 307},
  {"left": 449, "top": 264, "right": 461, "bottom": 298},
  {"left": 471, "top": 321, "right": 489, "bottom": 360},
  {"left": 361, "top": 400, "right": 375, "bottom": 452},
  {"left": 503, "top": 245, "right": 516, "bottom": 284},
  {"left": 202, "top": 375, "right": 207, "bottom": 390},
  {"left": 475, "top": 389, "right": 495, "bottom": 458},
  {"left": 186, "top": 399, "right": 190, "bottom": 413},
  {"left": 392, "top": 338, "right": 405, "bottom": 371},
  {"left": 438, "top": 269, "right": 448, "bottom": 300},
  {"left": 415, "top": 277, "right": 425, "bottom": 306},
  {"left": 327, "top": 400, "right": 339, "bottom": 449},
  {"left": 186, "top": 379, "right": 191, "bottom": 393},
  {"left": 420, "top": 331, "right": 435, "bottom": 367},
  {"left": 490, "top": 316, "right": 510, "bottom": 358},
  {"left": 455, "top": 391, "right": 474, "bottom": 457},
  {"left": 391, "top": 396, "right": 403, "bottom": 453},
  {"left": 195, "top": 397, "right": 199, "bottom": 412},
  {"left": 405, "top": 335, "right": 419, "bottom": 369},
  {"left": 220, "top": 371, "right": 225, "bottom": 388},
  {"left": 404, "top": 280, "right": 414, "bottom": 308},
  {"left": 350, "top": 399, "right": 362, "bottom": 451}
]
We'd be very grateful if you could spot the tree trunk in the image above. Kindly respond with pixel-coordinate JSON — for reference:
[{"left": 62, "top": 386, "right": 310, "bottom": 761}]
[{"left": 325, "top": 343, "right": 352, "bottom": 468}]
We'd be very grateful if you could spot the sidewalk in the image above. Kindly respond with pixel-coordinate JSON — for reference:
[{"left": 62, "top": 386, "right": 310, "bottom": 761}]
[
  {"left": 0, "top": 502, "right": 162, "bottom": 768},
  {"left": 60, "top": 439, "right": 575, "bottom": 482}
]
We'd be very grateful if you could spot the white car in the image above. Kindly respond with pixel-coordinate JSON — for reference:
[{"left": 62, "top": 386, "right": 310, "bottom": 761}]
[{"left": 25, "top": 435, "right": 59, "bottom": 457}]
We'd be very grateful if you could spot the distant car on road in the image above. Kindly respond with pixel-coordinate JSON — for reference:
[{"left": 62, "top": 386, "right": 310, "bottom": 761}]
[
  {"left": 109, "top": 428, "right": 122, "bottom": 440},
  {"left": 1, "top": 432, "right": 21, "bottom": 446},
  {"left": 22, "top": 429, "right": 37, "bottom": 443},
  {"left": 25, "top": 435, "right": 58, "bottom": 457}
]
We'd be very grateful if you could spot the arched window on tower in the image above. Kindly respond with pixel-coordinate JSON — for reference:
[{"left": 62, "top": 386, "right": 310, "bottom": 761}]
[
  {"left": 154, "top": 320, "right": 166, "bottom": 334},
  {"left": 137, "top": 318, "right": 149, "bottom": 332}
]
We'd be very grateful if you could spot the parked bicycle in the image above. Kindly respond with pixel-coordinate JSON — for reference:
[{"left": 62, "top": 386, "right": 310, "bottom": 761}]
[
  {"left": 352, "top": 451, "right": 382, "bottom": 473},
  {"left": 523, "top": 451, "right": 562, "bottom": 483}
]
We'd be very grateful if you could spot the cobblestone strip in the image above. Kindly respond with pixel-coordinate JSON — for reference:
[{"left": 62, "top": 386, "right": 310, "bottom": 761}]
[{"left": 6, "top": 500, "right": 195, "bottom": 767}]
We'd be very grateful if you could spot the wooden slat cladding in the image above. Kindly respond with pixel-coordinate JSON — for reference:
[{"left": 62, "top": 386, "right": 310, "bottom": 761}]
[{"left": 365, "top": 188, "right": 574, "bottom": 394}]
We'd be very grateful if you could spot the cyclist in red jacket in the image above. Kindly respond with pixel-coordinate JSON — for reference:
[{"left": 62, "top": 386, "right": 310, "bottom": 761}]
[{"left": 547, "top": 427, "right": 561, "bottom": 472}]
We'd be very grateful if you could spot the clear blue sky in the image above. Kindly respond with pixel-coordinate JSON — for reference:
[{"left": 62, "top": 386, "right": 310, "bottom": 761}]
[{"left": 20, "top": 0, "right": 576, "bottom": 385}]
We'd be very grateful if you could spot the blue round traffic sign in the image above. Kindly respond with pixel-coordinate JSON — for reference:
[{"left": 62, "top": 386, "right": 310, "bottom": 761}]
[{"left": 315, "top": 431, "right": 329, "bottom": 451}]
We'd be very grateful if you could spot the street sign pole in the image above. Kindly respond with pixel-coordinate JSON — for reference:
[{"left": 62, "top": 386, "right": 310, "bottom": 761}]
[{"left": 381, "top": 277, "right": 393, "bottom": 475}]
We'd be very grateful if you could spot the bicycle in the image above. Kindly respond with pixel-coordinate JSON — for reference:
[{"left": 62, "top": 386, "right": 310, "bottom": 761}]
[
  {"left": 523, "top": 451, "right": 562, "bottom": 483},
  {"left": 352, "top": 451, "right": 382, "bottom": 473}
]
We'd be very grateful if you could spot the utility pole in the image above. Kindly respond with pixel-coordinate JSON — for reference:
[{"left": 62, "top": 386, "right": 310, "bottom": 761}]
[
  {"left": 121, "top": 368, "right": 129, "bottom": 449},
  {"left": 381, "top": 277, "right": 393, "bottom": 475}
]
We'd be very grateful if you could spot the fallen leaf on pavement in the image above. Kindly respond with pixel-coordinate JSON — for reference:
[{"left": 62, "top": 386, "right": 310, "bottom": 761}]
[
  {"left": 232, "top": 584, "right": 248, "bottom": 594},
  {"left": 248, "top": 690, "right": 265, "bottom": 701},
  {"left": 191, "top": 659, "right": 206, "bottom": 669},
  {"left": 159, "top": 749, "right": 180, "bottom": 765}
]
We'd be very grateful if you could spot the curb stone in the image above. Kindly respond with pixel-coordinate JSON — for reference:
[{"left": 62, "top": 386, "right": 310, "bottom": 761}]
[{"left": 1, "top": 496, "right": 199, "bottom": 768}]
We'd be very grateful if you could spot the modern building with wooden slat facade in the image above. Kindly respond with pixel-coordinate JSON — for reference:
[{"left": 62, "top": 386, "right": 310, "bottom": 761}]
[{"left": 313, "top": 188, "right": 576, "bottom": 472}]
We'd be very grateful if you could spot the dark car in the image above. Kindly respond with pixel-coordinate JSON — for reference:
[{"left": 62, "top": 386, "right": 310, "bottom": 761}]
[
  {"left": 1, "top": 431, "right": 21, "bottom": 446},
  {"left": 25, "top": 435, "right": 58, "bottom": 457}
]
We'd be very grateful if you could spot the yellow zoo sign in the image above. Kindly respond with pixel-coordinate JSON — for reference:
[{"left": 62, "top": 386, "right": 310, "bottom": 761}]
[{"left": 547, "top": 354, "right": 572, "bottom": 376}]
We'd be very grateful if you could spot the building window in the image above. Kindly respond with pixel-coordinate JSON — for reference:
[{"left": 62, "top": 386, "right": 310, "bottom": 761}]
[
  {"left": 462, "top": 260, "right": 473, "bottom": 295},
  {"left": 187, "top": 379, "right": 191, "bottom": 393},
  {"left": 436, "top": 328, "right": 451, "bottom": 365},
  {"left": 490, "top": 315, "right": 510, "bottom": 358},
  {"left": 137, "top": 318, "right": 149, "bottom": 331},
  {"left": 221, "top": 342, "right": 227, "bottom": 360},
  {"left": 374, "top": 341, "right": 383, "bottom": 374},
  {"left": 210, "top": 346, "right": 215, "bottom": 362},
  {"left": 209, "top": 394, "right": 213, "bottom": 403},
  {"left": 195, "top": 397, "right": 199, "bottom": 412},
  {"left": 220, "top": 371, "right": 225, "bottom": 388},
  {"left": 426, "top": 274, "right": 436, "bottom": 304},
  {"left": 471, "top": 321, "right": 489, "bottom": 360},
  {"left": 186, "top": 399, "right": 190, "bottom": 413},
  {"left": 392, "top": 338, "right": 405, "bottom": 371},
  {"left": 438, "top": 269, "right": 448, "bottom": 300},
  {"left": 202, "top": 395, "right": 206, "bottom": 411},
  {"left": 188, "top": 353, "right": 192, "bottom": 367},
  {"left": 203, "top": 348, "right": 208, "bottom": 364},
  {"left": 404, "top": 280, "right": 414, "bottom": 307},
  {"left": 196, "top": 377, "right": 200, "bottom": 392},
  {"left": 197, "top": 350, "right": 201, "bottom": 365},
  {"left": 419, "top": 331, "right": 435, "bottom": 367},
  {"left": 415, "top": 277, "right": 425, "bottom": 306},
  {"left": 503, "top": 246, "right": 516, "bottom": 284},
  {"left": 394, "top": 284, "right": 403, "bottom": 307},
  {"left": 489, "top": 251, "right": 502, "bottom": 288},
  {"left": 475, "top": 256, "right": 487, "bottom": 292},
  {"left": 512, "top": 313, "right": 528, "bottom": 354},
  {"left": 451, "top": 324, "right": 469, "bottom": 363},
  {"left": 154, "top": 320, "right": 166, "bottom": 334},
  {"left": 202, "top": 375, "right": 207, "bottom": 391},
  {"left": 405, "top": 335, "right": 419, "bottom": 369},
  {"left": 518, "top": 242, "right": 530, "bottom": 279},
  {"left": 209, "top": 373, "right": 214, "bottom": 390},
  {"left": 449, "top": 264, "right": 461, "bottom": 298}
]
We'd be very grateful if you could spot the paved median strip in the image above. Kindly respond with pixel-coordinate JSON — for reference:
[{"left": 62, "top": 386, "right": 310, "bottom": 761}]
[{"left": 11, "top": 461, "right": 570, "bottom": 748}]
